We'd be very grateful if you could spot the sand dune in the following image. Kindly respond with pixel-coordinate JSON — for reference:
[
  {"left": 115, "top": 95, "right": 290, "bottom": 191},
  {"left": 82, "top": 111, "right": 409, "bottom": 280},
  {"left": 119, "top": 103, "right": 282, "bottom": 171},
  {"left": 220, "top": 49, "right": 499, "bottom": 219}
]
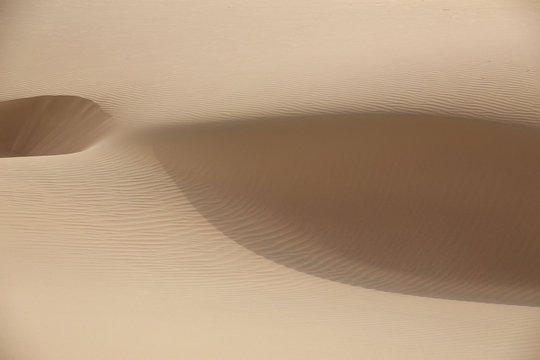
[{"left": 1, "top": 0, "right": 540, "bottom": 359}]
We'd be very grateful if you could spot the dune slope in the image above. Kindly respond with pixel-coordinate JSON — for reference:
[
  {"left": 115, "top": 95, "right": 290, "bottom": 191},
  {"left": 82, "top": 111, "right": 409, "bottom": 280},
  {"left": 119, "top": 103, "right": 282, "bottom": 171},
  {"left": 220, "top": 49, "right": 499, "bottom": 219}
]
[{"left": 151, "top": 113, "right": 540, "bottom": 306}]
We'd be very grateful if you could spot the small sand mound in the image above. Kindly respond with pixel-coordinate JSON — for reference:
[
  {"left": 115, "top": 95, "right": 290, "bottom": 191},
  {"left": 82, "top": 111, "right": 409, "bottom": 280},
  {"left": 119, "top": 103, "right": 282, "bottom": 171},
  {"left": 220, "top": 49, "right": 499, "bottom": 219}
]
[{"left": 0, "top": 96, "right": 111, "bottom": 157}]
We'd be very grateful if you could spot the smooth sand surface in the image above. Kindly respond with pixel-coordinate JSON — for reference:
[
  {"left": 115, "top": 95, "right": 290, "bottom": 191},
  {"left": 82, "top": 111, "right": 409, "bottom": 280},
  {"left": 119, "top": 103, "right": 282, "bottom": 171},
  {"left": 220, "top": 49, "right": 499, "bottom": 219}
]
[{"left": 1, "top": 1, "right": 540, "bottom": 359}]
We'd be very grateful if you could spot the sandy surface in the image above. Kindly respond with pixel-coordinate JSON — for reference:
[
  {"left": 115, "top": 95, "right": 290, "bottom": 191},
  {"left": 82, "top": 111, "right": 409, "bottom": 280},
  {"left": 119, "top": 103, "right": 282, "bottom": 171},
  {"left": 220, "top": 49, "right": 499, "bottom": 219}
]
[{"left": 1, "top": 1, "right": 540, "bottom": 359}]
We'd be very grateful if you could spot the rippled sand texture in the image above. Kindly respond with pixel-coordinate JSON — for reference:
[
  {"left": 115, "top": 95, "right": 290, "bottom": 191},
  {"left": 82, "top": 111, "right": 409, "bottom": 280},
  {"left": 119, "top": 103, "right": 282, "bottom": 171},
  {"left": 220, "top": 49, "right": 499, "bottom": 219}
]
[{"left": 1, "top": 1, "right": 540, "bottom": 359}]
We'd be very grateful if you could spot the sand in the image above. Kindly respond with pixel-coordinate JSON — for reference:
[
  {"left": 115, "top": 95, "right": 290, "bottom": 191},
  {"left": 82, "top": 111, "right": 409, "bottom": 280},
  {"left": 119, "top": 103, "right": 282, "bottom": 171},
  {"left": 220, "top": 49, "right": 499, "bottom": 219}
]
[{"left": 1, "top": 1, "right": 540, "bottom": 359}]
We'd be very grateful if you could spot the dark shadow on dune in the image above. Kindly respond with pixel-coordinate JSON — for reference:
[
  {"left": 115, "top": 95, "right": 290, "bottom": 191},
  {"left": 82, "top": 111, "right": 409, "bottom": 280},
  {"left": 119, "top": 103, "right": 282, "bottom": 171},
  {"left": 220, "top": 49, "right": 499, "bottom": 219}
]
[
  {"left": 151, "top": 113, "right": 540, "bottom": 306},
  {"left": 149, "top": 113, "right": 540, "bottom": 306},
  {"left": 0, "top": 95, "right": 111, "bottom": 157}
]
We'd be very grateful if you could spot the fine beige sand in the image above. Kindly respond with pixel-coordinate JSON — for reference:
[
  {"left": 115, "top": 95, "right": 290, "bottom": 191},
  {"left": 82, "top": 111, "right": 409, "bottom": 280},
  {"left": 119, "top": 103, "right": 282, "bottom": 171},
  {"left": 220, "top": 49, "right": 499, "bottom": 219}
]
[{"left": 1, "top": 1, "right": 540, "bottom": 359}]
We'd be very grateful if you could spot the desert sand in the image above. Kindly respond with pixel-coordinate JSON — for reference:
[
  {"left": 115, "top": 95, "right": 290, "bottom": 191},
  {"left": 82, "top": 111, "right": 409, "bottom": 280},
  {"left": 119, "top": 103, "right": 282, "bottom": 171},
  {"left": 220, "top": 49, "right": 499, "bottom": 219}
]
[{"left": 1, "top": 1, "right": 540, "bottom": 359}]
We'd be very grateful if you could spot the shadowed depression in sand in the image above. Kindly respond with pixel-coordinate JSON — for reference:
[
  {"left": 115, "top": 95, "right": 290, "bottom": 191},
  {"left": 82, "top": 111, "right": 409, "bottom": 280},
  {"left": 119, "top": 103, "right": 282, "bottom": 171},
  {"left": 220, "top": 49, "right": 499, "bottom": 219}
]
[
  {"left": 0, "top": 96, "right": 111, "bottom": 157},
  {"left": 151, "top": 114, "right": 540, "bottom": 306}
]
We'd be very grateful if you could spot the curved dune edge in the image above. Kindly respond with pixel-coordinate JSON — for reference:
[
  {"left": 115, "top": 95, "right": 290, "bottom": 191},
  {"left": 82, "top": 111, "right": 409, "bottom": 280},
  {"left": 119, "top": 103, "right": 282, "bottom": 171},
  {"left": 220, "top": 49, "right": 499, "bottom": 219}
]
[
  {"left": 0, "top": 95, "right": 111, "bottom": 157},
  {"left": 148, "top": 113, "right": 540, "bottom": 306}
]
